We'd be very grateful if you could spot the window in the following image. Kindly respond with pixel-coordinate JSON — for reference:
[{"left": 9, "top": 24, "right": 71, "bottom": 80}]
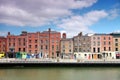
[
  {"left": 74, "top": 48, "right": 77, "bottom": 52},
  {"left": 46, "top": 40, "right": 48, "bottom": 44},
  {"left": 104, "top": 37, "right": 106, "bottom": 40},
  {"left": 9, "top": 38, "right": 11, "bottom": 41},
  {"left": 98, "top": 48, "right": 100, "bottom": 52},
  {"left": 63, "top": 50, "right": 65, "bottom": 53},
  {"left": 35, "top": 45, "right": 37, "bottom": 48},
  {"left": 29, "top": 40, "right": 31, "bottom": 43},
  {"left": 35, "top": 40, "right": 37, "bottom": 43},
  {"left": 63, "top": 45, "right": 65, "bottom": 48},
  {"left": 88, "top": 50, "right": 90, "bottom": 52},
  {"left": 46, "top": 45, "right": 48, "bottom": 50},
  {"left": 29, "top": 50, "right": 31, "bottom": 53},
  {"left": 104, "top": 42, "right": 106, "bottom": 45},
  {"left": 109, "top": 37, "right": 111, "bottom": 40},
  {"left": 93, "top": 41, "right": 96, "bottom": 46},
  {"left": 93, "top": 48, "right": 96, "bottom": 52},
  {"left": 115, "top": 43, "right": 118, "bottom": 46},
  {"left": 19, "top": 48, "right": 21, "bottom": 52},
  {"left": 104, "top": 47, "right": 106, "bottom": 51},
  {"left": 69, "top": 45, "right": 71, "bottom": 48},
  {"left": 56, "top": 40, "right": 58, "bottom": 43},
  {"left": 97, "top": 37, "right": 100, "bottom": 40},
  {"left": 18, "top": 38, "right": 21, "bottom": 41},
  {"left": 23, "top": 48, "right": 25, "bottom": 52},
  {"left": 41, "top": 40, "right": 43, "bottom": 43},
  {"left": 108, "top": 42, "right": 111, "bottom": 45},
  {"left": 109, "top": 47, "right": 111, "bottom": 51},
  {"left": 41, "top": 45, "right": 43, "bottom": 49},
  {"left": 52, "top": 52, "right": 54, "bottom": 56},
  {"left": 23, "top": 42, "right": 25, "bottom": 46},
  {"left": 9, "top": 43, "right": 11, "bottom": 46},
  {"left": 93, "top": 37, "right": 96, "bottom": 40},
  {"left": 19, "top": 42, "right": 21, "bottom": 46},
  {"left": 87, "top": 44, "right": 90, "bottom": 47},
  {"left": 83, "top": 38, "right": 85, "bottom": 41},
  {"left": 13, "top": 38, "right": 15, "bottom": 41},
  {"left": 109, "top": 53, "right": 111, "bottom": 57},
  {"left": 35, "top": 50, "right": 37, "bottom": 53},
  {"left": 79, "top": 48, "right": 81, "bottom": 52},
  {"left": 98, "top": 41, "right": 100, "bottom": 46},
  {"left": 13, "top": 43, "right": 15, "bottom": 46},
  {"left": 52, "top": 40, "right": 54, "bottom": 43},
  {"left": 84, "top": 54, "right": 87, "bottom": 56},
  {"left": 52, "top": 45, "right": 54, "bottom": 50},
  {"left": 56, "top": 45, "right": 58, "bottom": 50},
  {"left": 69, "top": 49, "right": 71, "bottom": 52},
  {"left": 115, "top": 48, "right": 118, "bottom": 51},
  {"left": 23, "top": 38, "right": 25, "bottom": 42},
  {"left": 29, "top": 45, "right": 31, "bottom": 48},
  {"left": 115, "top": 39, "right": 118, "bottom": 42}
]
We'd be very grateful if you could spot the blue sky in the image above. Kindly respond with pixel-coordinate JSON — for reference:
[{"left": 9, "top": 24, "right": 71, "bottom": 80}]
[{"left": 0, "top": 0, "right": 120, "bottom": 37}]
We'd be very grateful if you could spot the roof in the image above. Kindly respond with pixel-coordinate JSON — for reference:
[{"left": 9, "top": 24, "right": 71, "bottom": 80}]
[
  {"left": 94, "top": 33, "right": 110, "bottom": 36},
  {"left": 0, "top": 36, "right": 6, "bottom": 38},
  {"left": 110, "top": 33, "right": 120, "bottom": 37},
  {"left": 42, "top": 31, "right": 59, "bottom": 34},
  {"left": 61, "top": 38, "right": 73, "bottom": 41}
]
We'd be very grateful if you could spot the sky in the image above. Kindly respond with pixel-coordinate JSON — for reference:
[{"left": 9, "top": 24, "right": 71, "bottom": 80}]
[{"left": 0, "top": 0, "right": 120, "bottom": 38}]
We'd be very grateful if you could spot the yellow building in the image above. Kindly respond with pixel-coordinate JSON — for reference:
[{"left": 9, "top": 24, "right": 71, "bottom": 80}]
[{"left": 0, "top": 52, "right": 5, "bottom": 58}]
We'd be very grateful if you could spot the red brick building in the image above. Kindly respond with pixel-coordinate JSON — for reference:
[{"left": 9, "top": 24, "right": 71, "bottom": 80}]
[
  {"left": 7, "top": 32, "right": 17, "bottom": 52},
  {"left": 27, "top": 32, "right": 40, "bottom": 54},
  {"left": 40, "top": 29, "right": 61, "bottom": 58},
  {"left": 0, "top": 36, "right": 7, "bottom": 53},
  {"left": 17, "top": 31, "right": 27, "bottom": 52},
  {"left": 6, "top": 28, "right": 61, "bottom": 58}
]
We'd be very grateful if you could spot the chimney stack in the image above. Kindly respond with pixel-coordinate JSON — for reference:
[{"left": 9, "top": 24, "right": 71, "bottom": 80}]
[
  {"left": 8, "top": 32, "right": 10, "bottom": 35},
  {"left": 48, "top": 28, "right": 51, "bottom": 32},
  {"left": 62, "top": 33, "right": 66, "bottom": 39}
]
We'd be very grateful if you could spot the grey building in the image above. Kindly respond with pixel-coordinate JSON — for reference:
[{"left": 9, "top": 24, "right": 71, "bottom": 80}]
[{"left": 73, "top": 32, "right": 91, "bottom": 52}]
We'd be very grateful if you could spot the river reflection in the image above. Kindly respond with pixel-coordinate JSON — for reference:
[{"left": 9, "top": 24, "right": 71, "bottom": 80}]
[{"left": 0, "top": 67, "right": 120, "bottom": 80}]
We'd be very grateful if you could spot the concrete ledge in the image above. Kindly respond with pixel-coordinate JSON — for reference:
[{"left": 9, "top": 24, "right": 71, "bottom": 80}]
[{"left": 0, "top": 62, "right": 120, "bottom": 68}]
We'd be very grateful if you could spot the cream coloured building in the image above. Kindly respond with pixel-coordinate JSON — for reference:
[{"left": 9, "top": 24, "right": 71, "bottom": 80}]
[{"left": 110, "top": 33, "right": 120, "bottom": 51}]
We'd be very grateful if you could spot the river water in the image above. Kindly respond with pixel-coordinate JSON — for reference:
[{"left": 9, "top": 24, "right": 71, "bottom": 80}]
[{"left": 0, "top": 67, "right": 120, "bottom": 80}]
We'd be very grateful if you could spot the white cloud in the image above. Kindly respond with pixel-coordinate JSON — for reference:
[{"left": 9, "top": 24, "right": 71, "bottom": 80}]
[
  {"left": 113, "top": 30, "right": 120, "bottom": 33},
  {"left": 57, "top": 10, "right": 108, "bottom": 38},
  {"left": 108, "top": 9, "right": 120, "bottom": 20},
  {"left": 0, "top": 31, "right": 8, "bottom": 36},
  {"left": 0, "top": 0, "right": 97, "bottom": 26}
]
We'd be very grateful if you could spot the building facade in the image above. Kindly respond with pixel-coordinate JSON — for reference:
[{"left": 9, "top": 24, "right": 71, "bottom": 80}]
[
  {"left": 60, "top": 33, "right": 73, "bottom": 58},
  {"left": 6, "top": 28, "right": 61, "bottom": 58},
  {"left": 60, "top": 38, "right": 73, "bottom": 54},
  {"left": 40, "top": 29, "right": 61, "bottom": 58},
  {"left": 73, "top": 32, "right": 91, "bottom": 53},
  {"left": 7, "top": 32, "right": 18, "bottom": 52},
  {"left": 110, "top": 33, "right": 120, "bottom": 51},
  {"left": 0, "top": 36, "right": 7, "bottom": 53},
  {"left": 91, "top": 34, "right": 113, "bottom": 53},
  {"left": 18, "top": 31, "right": 27, "bottom": 52},
  {"left": 27, "top": 32, "right": 40, "bottom": 54}
]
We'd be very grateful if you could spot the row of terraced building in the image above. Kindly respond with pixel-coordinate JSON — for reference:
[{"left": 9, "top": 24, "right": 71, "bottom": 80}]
[{"left": 0, "top": 28, "right": 120, "bottom": 58}]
